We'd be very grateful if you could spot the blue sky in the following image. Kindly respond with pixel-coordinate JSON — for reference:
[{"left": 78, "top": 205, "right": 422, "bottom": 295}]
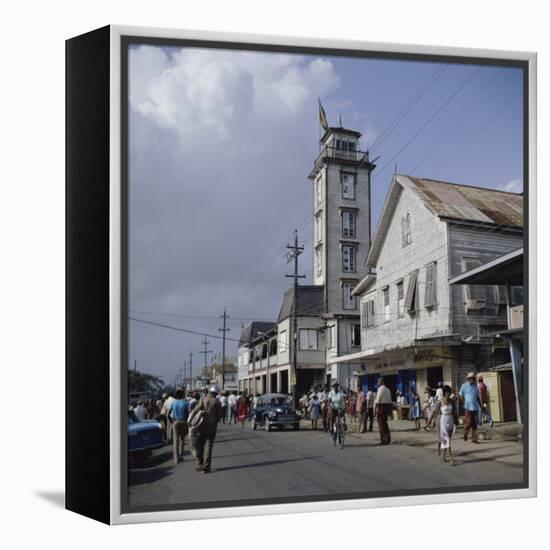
[{"left": 127, "top": 44, "right": 523, "bottom": 383}]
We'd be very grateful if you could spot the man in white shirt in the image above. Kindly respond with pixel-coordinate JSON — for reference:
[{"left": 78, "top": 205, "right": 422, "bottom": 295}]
[
  {"left": 161, "top": 392, "right": 175, "bottom": 441},
  {"left": 318, "top": 386, "right": 329, "bottom": 432},
  {"left": 133, "top": 400, "right": 148, "bottom": 421},
  {"left": 374, "top": 377, "right": 393, "bottom": 445},
  {"left": 227, "top": 391, "right": 237, "bottom": 424},
  {"left": 219, "top": 393, "right": 227, "bottom": 424}
]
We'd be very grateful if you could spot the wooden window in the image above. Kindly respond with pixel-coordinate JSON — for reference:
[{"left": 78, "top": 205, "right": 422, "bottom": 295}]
[
  {"left": 342, "top": 210, "right": 356, "bottom": 238},
  {"left": 279, "top": 330, "right": 287, "bottom": 351},
  {"left": 351, "top": 324, "right": 361, "bottom": 347},
  {"left": 397, "top": 280, "right": 405, "bottom": 317},
  {"left": 315, "top": 247, "right": 323, "bottom": 277},
  {"left": 382, "top": 287, "right": 390, "bottom": 322},
  {"left": 327, "top": 325, "right": 336, "bottom": 349},
  {"left": 424, "top": 262, "right": 437, "bottom": 309},
  {"left": 405, "top": 269, "right": 419, "bottom": 314},
  {"left": 342, "top": 245, "right": 356, "bottom": 272},
  {"left": 366, "top": 299, "right": 375, "bottom": 327},
  {"left": 299, "top": 329, "right": 318, "bottom": 350},
  {"left": 462, "top": 257, "right": 485, "bottom": 311},
  {"left": 342, "top": 282, "right": 357, "bottom": 310},
  {"left": 341, "top": 172, "right": 356, "bottom": 199},
  {"left": 401, "top": 213, "right": 412, "bottom": 246},
  {"left": 361, "top": 300, "right": 368, "bottom": 329}
]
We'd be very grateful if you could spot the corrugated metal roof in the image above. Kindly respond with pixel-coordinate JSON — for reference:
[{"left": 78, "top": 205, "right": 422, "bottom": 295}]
[
  {"left": 407, "top": 176, "right": 523, "bottom": 227},
  {"left": 239, "top": 321, "right": 277, "bottom": 347}
]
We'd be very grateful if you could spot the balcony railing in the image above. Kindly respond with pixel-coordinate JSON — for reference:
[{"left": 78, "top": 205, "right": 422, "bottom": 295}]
[{"left": 320, "top": 145, "right": 368, "bottom": 162}]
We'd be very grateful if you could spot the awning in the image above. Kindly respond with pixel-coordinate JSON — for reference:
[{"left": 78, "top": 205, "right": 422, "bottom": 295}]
[
  {"left": 328, "top": 334, "right": 461, "bottom": 364},
  {"left": 448, "top": 247, "right": 523, "bottom": 286}
]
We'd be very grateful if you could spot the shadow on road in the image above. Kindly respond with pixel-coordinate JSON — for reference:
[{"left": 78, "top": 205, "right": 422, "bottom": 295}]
[
  {"left": 128, "top": 450, "right": 174, "bottom": 469},
  {"left": 215, "top": 455, "right": 322, "bottom": 472},
  {"left": 129, "top": 466, "right": 173, "bottom": 486}
]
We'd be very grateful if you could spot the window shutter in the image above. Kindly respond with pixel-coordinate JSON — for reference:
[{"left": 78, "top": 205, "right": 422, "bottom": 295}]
[
  {"left": 495, "top": 285, "right": 507, "bottom": 304},
  {"left": 462, "top": 258, "right": 486, "bottom": 311},
  {"left": 361, "top": 301, "right": 368, "bottom": 329},
  {"left": 405, "top": 270, "right": 418, "bottom": 313},
  {"left": 424, "top": 262, "right": 437, "bottom": 308}
]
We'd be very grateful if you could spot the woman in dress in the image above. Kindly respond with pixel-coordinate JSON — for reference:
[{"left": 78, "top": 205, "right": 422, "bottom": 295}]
[
  {"left": 428, "top": 385, "right": 458, "bottom": 465},
  {"left": 410, "top": 389, "right": 422, "bottom": 429},
  {"left": 309, "top": 394, "right": 321, "bottom": 430},
  {"left": 236, "top": 394, "right": 249, "bottom": 428}
]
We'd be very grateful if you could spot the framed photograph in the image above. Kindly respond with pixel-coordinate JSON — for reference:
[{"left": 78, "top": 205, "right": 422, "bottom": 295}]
[{"left": 66, "top": 25, "right": 536, "bottom": 525}]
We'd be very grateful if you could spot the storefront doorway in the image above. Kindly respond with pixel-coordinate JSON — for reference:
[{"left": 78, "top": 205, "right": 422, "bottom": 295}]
[{"left": 426, "top": 365, "right": 443, "bottom": 390}]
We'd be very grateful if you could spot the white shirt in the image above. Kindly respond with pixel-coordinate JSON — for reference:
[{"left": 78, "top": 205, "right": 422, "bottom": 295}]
[
  {"left": 134, "top": 405, "right": 148, "bottom": 421},
  {"left": 219, "top": 395, "right": 227, "bottom": 407},
  {"left": 228, "top": 394, "right": 237, "bottom": 407},
  {"left": 161, "top": 396, "right": 174, "bottom": 416},
  {"left": 375, "top": 385, "right": 392, "bottom": 405},
  {"left": 436, "top": 388, "right": 444, "bottom": 401}
]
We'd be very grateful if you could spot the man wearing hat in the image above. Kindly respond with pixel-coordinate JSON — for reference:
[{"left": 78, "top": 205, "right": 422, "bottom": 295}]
[{"left": 459, "top": 372, "right": 482, "bottom": 443}]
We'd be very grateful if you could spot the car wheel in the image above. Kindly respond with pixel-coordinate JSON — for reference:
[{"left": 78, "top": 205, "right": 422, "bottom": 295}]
[
  {"left": 251, "top": 419, "right": 257, "bottom": 430},
  {"left": 293, "top": 423, "right": 300, "bottom": 430},
  {"left": 265, "top": 420, "right": 271, "bottom": 432}
]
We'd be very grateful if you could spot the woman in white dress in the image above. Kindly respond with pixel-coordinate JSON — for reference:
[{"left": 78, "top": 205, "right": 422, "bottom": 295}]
[{"left": 428, "top": 385, "right": 458, "bottom": 465}]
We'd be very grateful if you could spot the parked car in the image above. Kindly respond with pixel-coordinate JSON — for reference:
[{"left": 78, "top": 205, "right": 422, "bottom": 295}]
[
  {"left": 251, "top": 393, "right": 301, "bottom": 432},
  {"left": 127, "top": 409, "right": 163, "bottom": 464}
]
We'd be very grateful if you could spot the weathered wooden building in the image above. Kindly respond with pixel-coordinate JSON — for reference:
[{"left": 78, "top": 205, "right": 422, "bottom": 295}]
[{"left": 332, "top": 174, "right": 523, "bottom": 398}]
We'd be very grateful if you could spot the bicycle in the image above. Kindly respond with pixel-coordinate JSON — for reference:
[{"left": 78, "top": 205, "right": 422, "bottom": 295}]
[{"left": 330, "top": 409, "right": 346, "bottom": 449}]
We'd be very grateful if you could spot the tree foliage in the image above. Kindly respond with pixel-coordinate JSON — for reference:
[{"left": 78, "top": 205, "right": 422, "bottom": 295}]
[{"left": 128, "top": 369, "right": 164, "bottom": 396}]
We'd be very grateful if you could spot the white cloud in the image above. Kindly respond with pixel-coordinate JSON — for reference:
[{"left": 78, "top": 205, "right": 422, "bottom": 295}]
[
  {"left": 499, "top": 179, "right": 523, "bottom": 193},
  {"left": 129, "top": 46, "right": 341, "bottom": 150}
]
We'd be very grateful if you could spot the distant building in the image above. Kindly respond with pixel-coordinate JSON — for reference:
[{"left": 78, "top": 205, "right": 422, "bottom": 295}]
[
  {"left": 331, "top": 174, "right": 523, "bottom": 398},
  {"left": 237, "top": 321, "right": 278, "bottom": 394}
]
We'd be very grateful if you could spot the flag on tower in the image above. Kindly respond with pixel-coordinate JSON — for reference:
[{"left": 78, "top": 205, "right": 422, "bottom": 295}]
[{"left": 318, "top": 98, "right": 329, "bottom": 131}]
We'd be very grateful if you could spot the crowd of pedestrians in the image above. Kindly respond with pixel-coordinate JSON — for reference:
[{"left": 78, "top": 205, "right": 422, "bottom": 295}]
[{"left": 130, "top": 371, "right": 496, "bottom": 471}]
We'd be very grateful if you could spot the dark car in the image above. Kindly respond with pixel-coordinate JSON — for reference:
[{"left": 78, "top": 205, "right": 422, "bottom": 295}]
[
  {"left": 127, "top": 409, "right": 163, "bottom": 464},
  {"left": 251, "top": 393, "right": 301, "bottom": 432}
]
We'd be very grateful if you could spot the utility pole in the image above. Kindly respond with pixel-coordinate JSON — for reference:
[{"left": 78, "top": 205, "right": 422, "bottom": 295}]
[
  {"left": 219, "top": 307, "right": 230, "bottom": 391},
  {"left": 199, "top": 338, "right": 213, "bottom": 388},
  {"left": 188, "top": 351, "right": 193, "bottom": 388},
  {"left": 285, "top": 229, "right": 305, "bottom": 407}
]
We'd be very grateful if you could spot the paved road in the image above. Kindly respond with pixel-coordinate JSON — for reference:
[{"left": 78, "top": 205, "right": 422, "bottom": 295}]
[{"left": 128, "top": 423, "right": 523, "bottom": 508}]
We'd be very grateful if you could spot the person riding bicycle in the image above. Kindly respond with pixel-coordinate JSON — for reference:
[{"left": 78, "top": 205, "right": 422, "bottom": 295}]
[{"left": 328, "top": 381, "right": 346, "bottom": 433}]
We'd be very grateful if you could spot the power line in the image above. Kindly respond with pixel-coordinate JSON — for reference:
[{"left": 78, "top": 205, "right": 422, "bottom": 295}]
[
  {"left": 129, "top": 310, "right": 274, "bottom": 322},
  {"left": 371, "top": 64, "right": 448, "bottom": 152},
  {"left": 129, "top": 317, "right": 242, "bottom": 343},
  {"left": 407, "top": 69, "right": 509, "bottom": 174},
  {"left": 373, "top": 66, "right": 482, "bottom": 180},
  {"left": 432, "top": 93, "right": 522, "bottom": 176}
]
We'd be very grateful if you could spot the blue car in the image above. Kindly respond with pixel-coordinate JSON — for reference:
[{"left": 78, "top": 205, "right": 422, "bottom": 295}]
[
  {"left": 127, "top": 409, "right": 163, "bottom": 464},
  {"left": 251, "top": 393, "right": 301, "bottom": 432}
]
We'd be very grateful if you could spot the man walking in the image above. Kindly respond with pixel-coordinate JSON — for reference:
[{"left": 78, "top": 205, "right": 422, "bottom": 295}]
[
  {"left": 374, "top": 377, "right": 393, "bottom": 445},
  {"left": 356, "top": 386, "right": 366, "bottom": 433},
  {"left": 169, "top": 389, "right": 189, "bottom": 463},
  {"left": 194, "top": 384, "right": 223, "bottom": 473},
  {"left": 160, "top": 391, "right": 175, "bottom": 441},
  {"left": 219, "top": 392, "right": 228, "bottom": 424},
  {"left": 319, "top": 385, "right": 330, "bottom": 432},
  {"left": 227, "top": 391, "right": 237, "bottom": 424},
  {"left": 477, "top": 375, "right": 494, "bottom": 428},
  {"left": 460, "top": 372, "right": 482, "bottom": 443}
]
